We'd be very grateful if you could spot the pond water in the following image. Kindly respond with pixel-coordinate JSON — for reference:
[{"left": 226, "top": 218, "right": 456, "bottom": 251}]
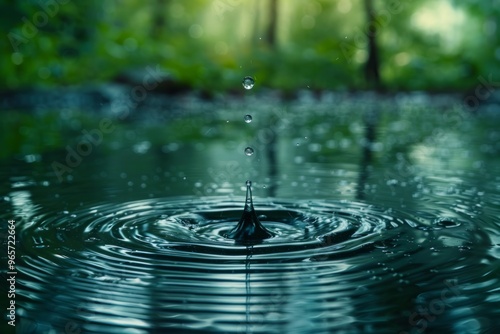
[{"left": 1, "top": 92, "right": 500, "bottom": 333}]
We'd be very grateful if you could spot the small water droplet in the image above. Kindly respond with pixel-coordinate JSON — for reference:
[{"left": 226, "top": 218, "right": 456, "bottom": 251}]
[
  {"left": 244, "top": 114, "right": 252, "bottom": 123},
  {"left": 244, "top": 147, "right": 254, "bottom": 156},
  {"left": 242, "top": 76, "right": 255, "bottom": 90}
]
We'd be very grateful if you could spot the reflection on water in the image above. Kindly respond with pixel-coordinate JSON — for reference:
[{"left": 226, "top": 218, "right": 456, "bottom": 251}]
[
  {"left": 1, "top": 94, "right": 500, "bottom": 333},
  {"left": 9, "top": 195, "right": 495, "bottom": 333}
]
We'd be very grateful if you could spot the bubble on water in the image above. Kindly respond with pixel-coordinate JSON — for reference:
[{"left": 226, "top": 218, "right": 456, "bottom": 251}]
[
  {"left": 244, "top": 114, "right": 252, "bottom": 123},
  {"left": 242, "top": 76, "right": 255, "bottom": 90},
  {"left": 433, "top": 218, "right": 460, "bottom": 228},
  {"left": 244, "top": 147, "right": 254, "bottom": 156}
]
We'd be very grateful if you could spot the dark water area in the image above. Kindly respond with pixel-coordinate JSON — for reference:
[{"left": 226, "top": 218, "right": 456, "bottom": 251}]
[{"left": 1, "top": 92, "right": 500, "bottom": 333}]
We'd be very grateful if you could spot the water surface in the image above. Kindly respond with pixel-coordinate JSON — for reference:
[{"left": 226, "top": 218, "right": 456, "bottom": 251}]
[{"left": 1, "top": 93, "right": 499, "bottom": 333}]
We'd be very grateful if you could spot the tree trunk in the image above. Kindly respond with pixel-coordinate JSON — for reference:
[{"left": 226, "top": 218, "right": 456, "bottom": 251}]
[
  {"left": 363, "top": 0, "right": 381, "bottom": 89},
  {"left": 151, "top": 0, "right": 167, "bottom": 38},
  {"left": 265, "top": 0, "right": 278, "bottom": 48}
]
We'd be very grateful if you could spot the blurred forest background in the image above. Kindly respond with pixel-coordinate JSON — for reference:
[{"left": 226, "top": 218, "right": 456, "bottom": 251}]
[{"left": 2, "top": 0, "right": 499, "bottom": 92}]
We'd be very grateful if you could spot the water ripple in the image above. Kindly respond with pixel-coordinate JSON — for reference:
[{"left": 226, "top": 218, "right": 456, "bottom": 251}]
[{"left": 13, "top": 195, "right": 499, "bottom": 333}]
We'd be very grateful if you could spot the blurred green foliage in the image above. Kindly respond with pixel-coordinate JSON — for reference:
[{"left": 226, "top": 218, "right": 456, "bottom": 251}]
[{"left": 1, "top": 0, "right": 499, "bottom": 91}]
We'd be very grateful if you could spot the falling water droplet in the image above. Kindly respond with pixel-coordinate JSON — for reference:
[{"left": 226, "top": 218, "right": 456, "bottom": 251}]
[
  {"left": 242, "top": 76, "right": 255, "bottom": 90},
  {"left": 225, "top": 180, "right": 272, "bottom": 243},
  {"left": 244, "top": 114, "right": 252, "bottom": 123},
  {"left": 244, "top": 147, "right": 254, "bottom": 156}
]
